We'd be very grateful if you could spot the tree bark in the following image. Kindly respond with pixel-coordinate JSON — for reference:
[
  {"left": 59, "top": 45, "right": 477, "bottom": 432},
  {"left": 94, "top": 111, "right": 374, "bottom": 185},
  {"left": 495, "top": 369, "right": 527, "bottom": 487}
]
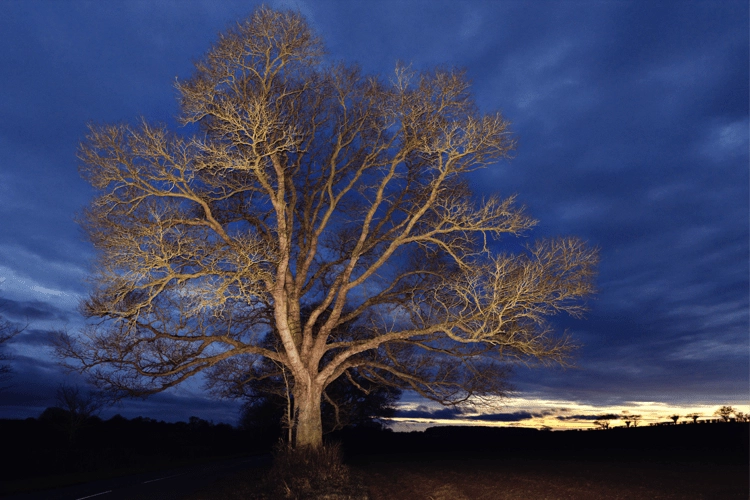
[{"left": 294, "top": 382, "right": 323, "bottom": 449}]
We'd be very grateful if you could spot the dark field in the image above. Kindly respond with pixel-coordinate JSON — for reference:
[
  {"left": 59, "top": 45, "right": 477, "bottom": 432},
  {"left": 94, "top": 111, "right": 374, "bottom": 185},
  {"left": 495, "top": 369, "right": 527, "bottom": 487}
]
[
  {"left": 185, "top": 424, "right": 749, "bottom": 499},
  {"left": 2, "top": 420, "right": 747, "bottom": 499},
  {"left": 187, "top": 452, "right": 747, "bottom": 500},
  {"left": 0, "top": 415, "right": 258, "bottom": 496},
  {"left": 354, "top": 453, "right": 746, "bottom": 499}
]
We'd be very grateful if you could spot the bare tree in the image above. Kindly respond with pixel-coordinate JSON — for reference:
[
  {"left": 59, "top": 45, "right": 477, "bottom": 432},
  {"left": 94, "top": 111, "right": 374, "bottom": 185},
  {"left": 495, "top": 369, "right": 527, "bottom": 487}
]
[
  {"left": 630, "top": 414, "right": 642, "bottom": 427},
  {"left": 621, "top": 410, "right": 632, "bottom": 428},
  {"left": 0, "top": 315, "right": 22, "bottom": 390},
  {"left": 714, "top": 406, "right": 735, "bottom": 422},
  {"left": 592, "top": 414, "right": 619, "bottom": 429},
  {"left": 56, "top": 7, "right": 598, "bottom": 449},
  {"left": 53, "top": 383, "right": 110, "bottom": 443}
]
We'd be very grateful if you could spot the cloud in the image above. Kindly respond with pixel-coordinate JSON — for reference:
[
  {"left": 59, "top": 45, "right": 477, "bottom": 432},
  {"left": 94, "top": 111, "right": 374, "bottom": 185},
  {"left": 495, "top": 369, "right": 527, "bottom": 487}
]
[
  {"left": 458, "top": 9, "right": 482, "bottom": 41},
  {"left": 667, "top": 339, "right": 748, "bottom": 362},
  {"left": 0, "top": 352, "right": 243, "bottom": 424},
  {"left": 10, "top": 328, "right": 56, "bottom": 347},
  {"left": 0, "top": 353, "right": 70, "bottom": 410},
  {"left": 0, "top": 298, "right": 70, "bottom": 322},
  {"left": 556, "top": 414, "right": 621, "bottom": 421},
  {"left": 699, "top": 119, "right": 749, "bottom": 162},
  {"left": 393, "top": 407, "right": 552, "bottom": 424},
  {"left": 468, "top": 411, "right": 535, "bottom": 422},
  {"left": 102, "top": 391, "right": 243, "bottom": 424},
  {"left": 394, "top": 405, "right": 465, "bottom": 420},
  {"left": 0, "top": 246, "right": 88, "bottom": 299}
]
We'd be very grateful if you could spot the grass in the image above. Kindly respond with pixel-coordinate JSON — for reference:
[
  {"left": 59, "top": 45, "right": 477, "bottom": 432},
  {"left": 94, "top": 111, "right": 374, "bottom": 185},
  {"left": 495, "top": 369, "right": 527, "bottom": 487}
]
[
  {"left": 264, "top": 441, "right": 356, "bottom": 498},
  {"left": 185, "top": 442, "right": 368, "bottom": 500},
  {"left": 352, "top": 452, "right": 749, "bottom": 500},
  {"left": 186, "top": 449, "right": 748, "bottom": 500}
]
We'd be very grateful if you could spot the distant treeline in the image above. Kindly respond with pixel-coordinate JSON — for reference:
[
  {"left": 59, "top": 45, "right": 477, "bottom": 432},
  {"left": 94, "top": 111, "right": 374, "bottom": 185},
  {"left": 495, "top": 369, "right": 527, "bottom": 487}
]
[
  {"left": 1, "top": 411, "right": 258, "bottom": 492},
  {"left": 332, "top": 421, "right": 750, "bottom": 461}
]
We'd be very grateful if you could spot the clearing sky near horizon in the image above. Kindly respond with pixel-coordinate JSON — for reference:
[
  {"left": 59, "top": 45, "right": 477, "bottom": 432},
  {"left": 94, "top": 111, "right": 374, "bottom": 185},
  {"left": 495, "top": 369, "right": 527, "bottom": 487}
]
[{"left": 0, "top": 1, "right": 747, "bottom": 429}]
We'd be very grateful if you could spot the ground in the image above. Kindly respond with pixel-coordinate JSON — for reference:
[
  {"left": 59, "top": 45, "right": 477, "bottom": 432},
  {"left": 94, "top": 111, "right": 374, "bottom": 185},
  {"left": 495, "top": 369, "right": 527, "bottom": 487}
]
[
  {"left": 185, "top": 450, "right": 748, "bottom": 500},
  {"left": 353, "top": 453, "right": 747, "bottom": 500}
]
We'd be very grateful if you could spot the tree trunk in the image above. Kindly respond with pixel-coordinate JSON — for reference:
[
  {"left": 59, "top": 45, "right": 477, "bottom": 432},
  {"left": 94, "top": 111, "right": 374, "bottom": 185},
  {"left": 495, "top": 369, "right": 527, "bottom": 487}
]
[{"left": 294, "top": 383, "right": 323, "bottom": 449}]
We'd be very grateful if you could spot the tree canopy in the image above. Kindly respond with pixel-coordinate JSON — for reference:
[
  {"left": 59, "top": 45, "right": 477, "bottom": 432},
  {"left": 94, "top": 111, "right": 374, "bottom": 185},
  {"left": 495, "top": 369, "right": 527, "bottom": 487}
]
[{"left": 57, "top": 6, "right": 598, "bottom": 449}]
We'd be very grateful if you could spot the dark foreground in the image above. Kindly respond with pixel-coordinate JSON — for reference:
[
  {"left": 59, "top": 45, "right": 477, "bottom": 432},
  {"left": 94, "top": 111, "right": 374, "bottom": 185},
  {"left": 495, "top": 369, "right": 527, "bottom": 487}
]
[
  {"left": 186, "top": 423, "right": 749, "bottom": 499},
  {"left": 185, "top": 452, "right": 747, "bottom": 500},
  {"left": 2, "top": 455, "right": 270, "bottom": 500},
  {"left": 354, "top": 453, "right": 747, "bottom": 500},
  {"left": 2, "top": 422, "right": 746, "bottom": 499}
]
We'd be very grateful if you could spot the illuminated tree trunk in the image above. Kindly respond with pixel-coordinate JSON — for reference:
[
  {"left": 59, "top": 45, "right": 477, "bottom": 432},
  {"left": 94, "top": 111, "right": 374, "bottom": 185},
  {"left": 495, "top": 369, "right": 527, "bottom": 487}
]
[
  {"left": 281, "top": 366, "right": 293, "bottom": 445},
  {"left": 294, "top": 382, "right": 323, "bottom": 449}
]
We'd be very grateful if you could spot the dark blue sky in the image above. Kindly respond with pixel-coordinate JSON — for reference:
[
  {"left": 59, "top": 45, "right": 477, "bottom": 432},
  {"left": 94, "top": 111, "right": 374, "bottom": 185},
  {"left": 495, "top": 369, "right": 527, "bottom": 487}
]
[{"left": 1, "top": 1, "right": 747, "bottom": 427}]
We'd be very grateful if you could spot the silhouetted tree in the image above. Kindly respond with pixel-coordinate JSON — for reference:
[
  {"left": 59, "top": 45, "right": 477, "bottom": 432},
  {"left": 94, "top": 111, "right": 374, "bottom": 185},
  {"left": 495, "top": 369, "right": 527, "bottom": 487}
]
[
  {"left": 50, "top": 384, "right": 110, "bottom": 444},
  {"left": 621, "top": 410, "right": 633, "bottom": 428},
  {"left": 0, "top": 315, "right": 22, "bottom": 390},
  {"left": 57, "top": 6, "right": 598, "bottom": 450},
  {"left": 593, "top": 420, "right": 610, "bottom": 430},
  {"left": 322, "top": 376, "right": 400, "bottom": 430},
  {"left": 669, "top": 414, "right": 680, "bottom": 425},
  {"left": 686, "top": 412, "right": 701, "bottom": 424},
  {"left": 630, "top": 414, "right": 642, "bottom": 427},
  {"left": 240, "top": 396, "right": 286, "bottom": 445},
  {"left": 188, "top": 415, "right": 212, "bottom": 432},
  {"left": 714, "top": 406, "right": 735, "bottom": 422},
  {"left": 732, "top": 410, "right": 747, "bottom": 423}
]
